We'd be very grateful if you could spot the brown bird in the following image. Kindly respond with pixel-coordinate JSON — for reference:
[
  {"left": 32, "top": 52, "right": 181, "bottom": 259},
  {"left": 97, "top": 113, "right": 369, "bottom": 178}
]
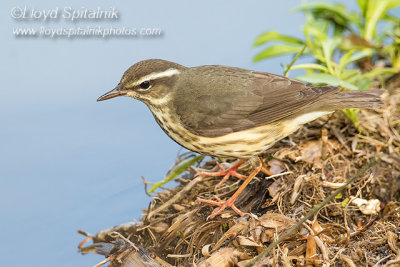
[{"left": 98, "top": 59, "right": 383, "bottom": 218}]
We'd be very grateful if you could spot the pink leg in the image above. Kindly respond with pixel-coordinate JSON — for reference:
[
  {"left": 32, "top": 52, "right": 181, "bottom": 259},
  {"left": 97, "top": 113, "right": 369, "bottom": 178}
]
[
  {"left": 198, "top": 159, "right": 248, "bottom": 187},
  {"left": 197, "top": 161, "right": 262, "bottom": 218}
]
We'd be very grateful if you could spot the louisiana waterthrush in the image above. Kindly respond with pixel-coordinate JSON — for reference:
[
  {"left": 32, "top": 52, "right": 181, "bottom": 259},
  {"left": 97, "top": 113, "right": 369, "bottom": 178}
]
[{"left": 98, "top": 59, "right": 383, "bottom": 218}]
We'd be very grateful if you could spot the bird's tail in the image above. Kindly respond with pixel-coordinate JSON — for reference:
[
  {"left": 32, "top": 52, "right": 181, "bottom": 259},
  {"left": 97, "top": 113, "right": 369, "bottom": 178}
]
[{"left": 319, "top": 88, "right": 384, "bottom": 111}]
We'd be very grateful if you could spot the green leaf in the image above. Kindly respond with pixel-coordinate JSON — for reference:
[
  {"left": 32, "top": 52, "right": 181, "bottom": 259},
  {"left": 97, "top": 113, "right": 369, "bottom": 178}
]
[
  {"left": 364, "top": 0, "right": 398, "bottom": 40},
  {"left": 357, "top": 77, "right": 372, "bottom": 90},
  {"left": 357, "top": 0, "right": 368, "bottom": 18},
  {"left": 295, "top": 2, "right": 359, "bottom": 26},
  {"left": 346, "top": 50, "right": 372, "bottom": 64},
  {"left": 147, "top": 155, "right": 204, "bottom": 194},
  {"left": 341, "top": 197, "right": 350, "bottom": 207},
  {"left": 295, "top": 73, "right": 359, "bottom": 90},
  {"left": 387, "top": 0, "right": 400, "bottom": 9},
  {"left": 361, "top": 67, "right": 397, "bottom": 79},
  {"left": 341, "top": 69, "right": 362, "bottom": 84},
  {"left": 342, "top": 108, "right": 360, "bottom": 129},
  {"left": 321, "top": 38, "right": 341, "bottom": 73},
  {"left": 290, "top": 63, "right": 328, "bottom": 72},
  {"left": 253, "top": 43, "right": 304, "bottom": 62},
  {"left": 338, "top": 50, "right": 355, "bottom": 74},
  {"left": 338, "top": 50, "right": 369, "bottom": 73},
  {"left": 253, "top": 31, "right": 304, "bottom": 46},
  {"left": 303, "top": 20, "right": 325, "bottom": 62},
  {"left": 304, "top": 16, "right": 329, "bottom": 41}
]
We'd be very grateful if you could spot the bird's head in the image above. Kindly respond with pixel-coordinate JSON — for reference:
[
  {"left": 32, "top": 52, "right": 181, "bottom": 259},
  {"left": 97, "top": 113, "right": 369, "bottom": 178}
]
[{"left": 97, "top": 59, "right": 184, "bottom": 105}]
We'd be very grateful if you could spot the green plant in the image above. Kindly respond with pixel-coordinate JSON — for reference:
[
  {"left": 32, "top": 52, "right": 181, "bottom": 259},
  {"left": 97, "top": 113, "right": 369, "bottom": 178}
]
[
  {"left": 253, "top": 0, "right": 400, "bottom": 127},
  {"left": 147, "top": 155, "right": 204, "bottom": 194}
]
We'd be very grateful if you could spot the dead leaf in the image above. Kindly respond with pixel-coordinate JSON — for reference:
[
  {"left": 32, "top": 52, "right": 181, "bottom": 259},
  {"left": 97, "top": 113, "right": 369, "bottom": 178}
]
[
  {"left": 151, "top": 222, "right": 169, "bottom": 233},
  {"left": 197, "top": 248, "right": 244, "bottom": 267},
  {"left": 299, "top": 138, "right": 339, "bottom": 166},
  {"left": 275, "top": 147, "right": 299, "bottom": 162},
  {"left": 268, "top": 178, "right": 283, "bottom": 197},
  {"left": 269, "top": 159, "right": 286, "bottom": 174},
  {"left": 387, "top": 231, "right": 399, "bottom": 253},
  {"left": 321, "top": 181, "right": 347, "bottom": 189},
  {"left": 351, "top": 197, "right": 381, "bottom": 215},
  {"left": 237, "top": 235, "right": 261, "bottom": 247},
  {"left": 288, "top": 243, "right": 307, "bottom": 256},
  {"left": 259, "top": 213, "right": 295, "bottom": 229},
  {"left": 306, "top": 235, "right": 317, "bottom": 266},
  {"left": 311, "top": 221, "right": 323, "bottom": 235},
  {"left": 201, "top": 244, "right": 212, "bottom": 257},
  {"left": 261, "top": 229, "right": 275, "bottom": 243},
  {"left": 172, "top": 204, "right": 186, "bottom": 212},
  {"left": 237, "top": 257, "right": 273, "bottom": 267},
  {"left": 215, "top": 221, "right": 249, "bottom": 249},
  {"left": 290, "top": 175, "right": 306, "bottom": 205},
  {"left": 300, "top": 141, "right": 322, "bottom": 163},
  {"left": 342, "top": 34, "right": 375, "bottom": 50}
]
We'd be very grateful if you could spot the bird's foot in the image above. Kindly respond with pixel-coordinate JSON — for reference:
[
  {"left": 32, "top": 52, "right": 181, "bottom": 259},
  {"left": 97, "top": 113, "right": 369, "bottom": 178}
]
[
  {"left": 197, "top": 161, "right": 262, "bottom": 219},
  {"left": 198, "top": 159, "right": 247, "bottom": 187},
  {"left": 197, "top": 195, "right": 244, "bottom": 218},
  {"left": 260, "top": 161, "right": 274, "bottom": 176}
]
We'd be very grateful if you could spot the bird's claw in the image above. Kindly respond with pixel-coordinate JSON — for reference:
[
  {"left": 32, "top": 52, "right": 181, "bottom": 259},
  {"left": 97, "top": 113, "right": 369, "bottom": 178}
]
[
  {"left": 198, "top": 159, "right": 247, "bottom": 187},
  {"left": 197, "top": 195, "right": 244, "bottom": 218}
]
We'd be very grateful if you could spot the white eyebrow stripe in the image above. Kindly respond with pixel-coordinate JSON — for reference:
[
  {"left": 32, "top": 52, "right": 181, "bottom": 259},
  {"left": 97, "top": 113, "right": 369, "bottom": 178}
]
[{"left": 128, "top": 68, "right": 180, "bottom": 87}]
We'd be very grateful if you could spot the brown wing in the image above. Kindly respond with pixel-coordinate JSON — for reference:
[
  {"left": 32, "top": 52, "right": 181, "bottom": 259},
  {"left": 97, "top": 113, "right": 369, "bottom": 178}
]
[
  {"left": 246, "top": 72, "right": 339, "bottom": 125},
  {"left": 174, "top": 67, "right": 339, "bottom": 137}
]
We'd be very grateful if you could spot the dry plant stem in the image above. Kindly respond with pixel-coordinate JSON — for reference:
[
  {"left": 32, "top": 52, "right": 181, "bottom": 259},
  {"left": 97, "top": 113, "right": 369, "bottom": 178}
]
[
  {"left": 146, "top": 174, "right": 204, "bottom": 220},
  {"left": 343, "top": 209, "right": 351, "bottom": 246},
  {"left": 77, "top": 230, "right": 94, "bottom": 248},
  {"left": 110, "top": 231, "right": 139, "bottom": 251},
  {"left": 78, "top": 236, "right": 93, "bottom": 249},
  {"left": 246, "top": 157, "right": 379, "bottom": 267},
  {"left": 92, "top": 257, "right": 111, "bottom": 267},
  {"left": 372, "top": 255, "right": 393, "bottom": 267},
  {"left": 340, "top": 254, "right": 357, "bottom": 267},
  {"left": 386, "top": 254, "right": 400, "bottom": 266}
]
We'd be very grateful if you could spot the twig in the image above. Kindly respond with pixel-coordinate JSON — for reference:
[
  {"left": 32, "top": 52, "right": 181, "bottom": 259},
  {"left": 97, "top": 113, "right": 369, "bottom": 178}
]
[
  {"left": 77, "top": 230, "right": 94, "bottom": 248},
  {"left": 266, "top": 171, "right": 293, "bottom": 179},
  {"left": 146, "top": 174, "right": 204, "bottom": 220},
  {"left": 340, "top": 254, "right": 357, "bottom": 267},
  {"left": 372, "top": 255, "right": 392, "bottom": 267},
  {"left": 110, "top": 231, "right": 139, "bottom": 251},
  {"left": 92, "top": 257, "right": 111, "bottom": 267},
  {"left": 284, "top": 45, "right": 307, "bottom": 77},
  {"left": 343, "top": 209, "right": 351, "bottom": 247},
  {"left": 386, "top": 254, "right": 400, "bottom": 266},
  {"left": 246, "top": 157, "right": 379, "bottom": 267}
]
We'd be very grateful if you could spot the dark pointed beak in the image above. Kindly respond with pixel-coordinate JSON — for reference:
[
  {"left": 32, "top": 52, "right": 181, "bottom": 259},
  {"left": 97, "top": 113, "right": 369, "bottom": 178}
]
[{"left": 97, "top": 85, "right": 127, "bottom": 101}]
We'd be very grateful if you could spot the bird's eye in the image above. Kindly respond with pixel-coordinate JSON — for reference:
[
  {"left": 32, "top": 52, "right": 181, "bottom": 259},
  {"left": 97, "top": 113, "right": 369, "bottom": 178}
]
[{"left": 140, "top": 81, "right": 151, "bottom": 89}]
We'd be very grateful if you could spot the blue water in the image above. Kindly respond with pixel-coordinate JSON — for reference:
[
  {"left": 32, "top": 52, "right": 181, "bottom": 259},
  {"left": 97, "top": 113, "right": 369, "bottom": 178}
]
[{"left": 0, "top": 0, "right": 366, "bottom": 266}]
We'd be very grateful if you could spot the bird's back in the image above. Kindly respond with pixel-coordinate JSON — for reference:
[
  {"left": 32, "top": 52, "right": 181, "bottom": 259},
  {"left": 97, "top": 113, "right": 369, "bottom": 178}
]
[{"left": 172, "top": 65, "right": 338, "bottom": 138}]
